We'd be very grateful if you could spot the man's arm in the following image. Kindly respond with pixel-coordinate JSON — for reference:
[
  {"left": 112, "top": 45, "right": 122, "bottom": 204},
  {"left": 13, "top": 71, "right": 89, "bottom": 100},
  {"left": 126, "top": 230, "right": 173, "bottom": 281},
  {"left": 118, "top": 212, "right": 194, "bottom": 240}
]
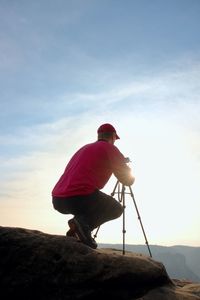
[
  {"left": 113, "top": 163, "right": 135, "bottom": 186},
  {"left": 109, "top": 147, "right": 135, "bottom": 186}
]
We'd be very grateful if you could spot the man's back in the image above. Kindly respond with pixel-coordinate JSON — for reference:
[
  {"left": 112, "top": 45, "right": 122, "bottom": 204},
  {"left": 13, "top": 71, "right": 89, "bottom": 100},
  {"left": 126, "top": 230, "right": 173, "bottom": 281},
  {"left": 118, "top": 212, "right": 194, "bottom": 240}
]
[{"left": 52, "top": 140, "right": 127, "bottom": 197}]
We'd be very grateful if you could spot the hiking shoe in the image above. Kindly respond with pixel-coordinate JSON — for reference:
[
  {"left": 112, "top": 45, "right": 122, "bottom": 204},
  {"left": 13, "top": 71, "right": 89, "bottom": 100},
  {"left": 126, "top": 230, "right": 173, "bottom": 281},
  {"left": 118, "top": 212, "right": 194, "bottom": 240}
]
[
  {"left": 66, "top": 228, "right": 76, "bottom": 238},
  {"left": 69, "top": 218, "right": 97, "bottom": 249},
  {"left": 66, "top": 219, "right": 79, "bottom": 239}
]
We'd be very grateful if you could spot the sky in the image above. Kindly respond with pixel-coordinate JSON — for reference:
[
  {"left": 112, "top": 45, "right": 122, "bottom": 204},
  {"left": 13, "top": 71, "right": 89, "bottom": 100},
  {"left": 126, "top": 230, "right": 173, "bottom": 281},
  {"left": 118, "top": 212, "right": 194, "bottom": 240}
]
[{"left": 0, "top": 0, "right": 200, "bottom": 248}]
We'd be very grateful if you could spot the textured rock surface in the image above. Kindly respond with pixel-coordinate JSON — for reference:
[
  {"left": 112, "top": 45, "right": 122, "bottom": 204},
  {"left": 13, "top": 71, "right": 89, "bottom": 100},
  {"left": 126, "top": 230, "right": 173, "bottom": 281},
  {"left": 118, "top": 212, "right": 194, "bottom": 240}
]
[{"left": 0, "top": 226, "right": 200, "bottom": 299}]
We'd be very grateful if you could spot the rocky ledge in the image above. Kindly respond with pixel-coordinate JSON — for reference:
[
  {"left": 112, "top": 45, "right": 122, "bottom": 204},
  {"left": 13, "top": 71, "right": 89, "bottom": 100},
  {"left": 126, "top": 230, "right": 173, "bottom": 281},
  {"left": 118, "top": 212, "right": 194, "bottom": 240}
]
[{"left": 0, "top": 226, "right": 200, "bottom": 299}]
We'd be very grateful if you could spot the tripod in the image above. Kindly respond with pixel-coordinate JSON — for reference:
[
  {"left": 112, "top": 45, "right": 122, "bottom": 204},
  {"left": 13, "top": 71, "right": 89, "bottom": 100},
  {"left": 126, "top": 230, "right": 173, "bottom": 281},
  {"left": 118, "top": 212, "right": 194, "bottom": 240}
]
[{"left": 94, "top": 180, "right": 152, "bottom": 257}]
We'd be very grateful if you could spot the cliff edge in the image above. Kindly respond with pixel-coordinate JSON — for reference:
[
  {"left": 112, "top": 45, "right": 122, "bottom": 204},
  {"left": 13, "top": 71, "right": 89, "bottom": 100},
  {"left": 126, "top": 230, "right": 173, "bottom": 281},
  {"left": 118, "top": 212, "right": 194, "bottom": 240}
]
[{"left": 0, "top": 226, "right": 200, "bottom": 299}]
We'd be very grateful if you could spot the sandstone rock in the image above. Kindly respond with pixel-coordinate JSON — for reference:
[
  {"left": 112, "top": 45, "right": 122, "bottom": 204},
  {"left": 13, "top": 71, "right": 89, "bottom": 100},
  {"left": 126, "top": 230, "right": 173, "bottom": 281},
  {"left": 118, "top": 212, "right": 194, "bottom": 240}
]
[{"left": 0, "top": 226, "right": 199, "bottom": 299}]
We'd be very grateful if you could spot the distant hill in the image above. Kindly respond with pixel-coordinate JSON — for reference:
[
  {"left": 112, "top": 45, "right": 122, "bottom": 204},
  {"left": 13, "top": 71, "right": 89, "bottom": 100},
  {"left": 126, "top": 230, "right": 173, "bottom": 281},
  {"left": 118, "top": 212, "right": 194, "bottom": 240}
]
[{"left": 99, "top": 243, "right": 200, "bottom": 282}]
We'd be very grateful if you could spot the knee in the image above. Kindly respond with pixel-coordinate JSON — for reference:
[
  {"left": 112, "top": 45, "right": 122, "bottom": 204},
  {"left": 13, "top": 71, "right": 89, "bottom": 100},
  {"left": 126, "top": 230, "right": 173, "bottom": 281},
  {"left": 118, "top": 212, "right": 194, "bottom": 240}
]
[{"left": 115, "top": 203, "right": 124, "bottom": 218}]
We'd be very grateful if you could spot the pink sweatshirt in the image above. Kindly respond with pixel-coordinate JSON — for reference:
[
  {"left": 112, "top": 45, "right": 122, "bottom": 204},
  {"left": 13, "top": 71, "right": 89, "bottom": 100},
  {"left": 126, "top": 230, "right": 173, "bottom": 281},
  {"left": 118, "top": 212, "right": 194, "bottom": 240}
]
[{"left": 52, "top": 140, "right": 133, "bottom": 197}]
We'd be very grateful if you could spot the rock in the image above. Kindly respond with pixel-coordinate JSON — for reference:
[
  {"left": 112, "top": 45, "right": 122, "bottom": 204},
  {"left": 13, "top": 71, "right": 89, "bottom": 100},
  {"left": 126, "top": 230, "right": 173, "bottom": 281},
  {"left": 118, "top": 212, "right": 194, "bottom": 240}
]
[{"left": 0, "top": 226, "right": 200, "bottom": 299}]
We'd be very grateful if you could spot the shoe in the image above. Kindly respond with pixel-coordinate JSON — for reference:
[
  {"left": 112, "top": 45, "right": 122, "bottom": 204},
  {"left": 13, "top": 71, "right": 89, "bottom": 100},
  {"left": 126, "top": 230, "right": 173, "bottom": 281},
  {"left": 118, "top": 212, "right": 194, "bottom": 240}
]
[
  {"left": 69, "top": 218, "right": 97, "bottom": 249},
  {"left": 66, "top": 228, "right": 76, "bottom": 237},
  {"left": 66, "top": 219, "right": 79, "bottom": 239}
]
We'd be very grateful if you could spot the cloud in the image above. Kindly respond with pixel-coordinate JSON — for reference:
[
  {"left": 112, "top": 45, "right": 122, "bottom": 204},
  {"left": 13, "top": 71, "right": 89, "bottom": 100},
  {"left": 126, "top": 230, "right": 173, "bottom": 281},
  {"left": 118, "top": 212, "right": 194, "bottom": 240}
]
[{"left": 62, "top": 57, "right": 200, "bottom": 109}]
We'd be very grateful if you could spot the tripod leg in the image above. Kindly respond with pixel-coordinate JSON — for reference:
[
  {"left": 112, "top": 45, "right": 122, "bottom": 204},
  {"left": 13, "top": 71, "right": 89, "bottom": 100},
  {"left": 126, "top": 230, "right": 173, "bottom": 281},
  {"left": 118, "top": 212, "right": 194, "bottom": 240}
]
[
  {"left": 121, "top": 185, "right": 126, "bottom": 255},
  {"left": 111, "top": 180, "right": 119, "bottom": 197},
  {"left": 128, "top": 186, "right": 152, "bottom": 258}
]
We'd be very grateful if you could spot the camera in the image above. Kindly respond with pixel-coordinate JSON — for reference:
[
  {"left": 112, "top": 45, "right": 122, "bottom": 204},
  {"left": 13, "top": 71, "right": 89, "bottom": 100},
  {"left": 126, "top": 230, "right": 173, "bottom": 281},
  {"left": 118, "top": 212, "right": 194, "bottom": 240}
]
[{"left": 125, "top": 157, "right": 131, "bottom": 163}]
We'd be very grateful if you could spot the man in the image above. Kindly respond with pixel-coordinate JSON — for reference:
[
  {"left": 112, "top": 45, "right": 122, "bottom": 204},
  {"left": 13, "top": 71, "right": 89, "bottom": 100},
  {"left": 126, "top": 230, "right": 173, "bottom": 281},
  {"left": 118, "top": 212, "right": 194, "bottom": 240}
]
[{"left": 52, "top": 123, "right": 135, "bottom": 249}]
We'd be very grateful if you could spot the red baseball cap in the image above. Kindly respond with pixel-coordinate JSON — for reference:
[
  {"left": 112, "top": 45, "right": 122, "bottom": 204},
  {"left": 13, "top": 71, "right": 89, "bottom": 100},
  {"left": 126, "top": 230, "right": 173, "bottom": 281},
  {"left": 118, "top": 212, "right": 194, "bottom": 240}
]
[{"left": 97, "top": 123, "right": 120, "bottom": 139}]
